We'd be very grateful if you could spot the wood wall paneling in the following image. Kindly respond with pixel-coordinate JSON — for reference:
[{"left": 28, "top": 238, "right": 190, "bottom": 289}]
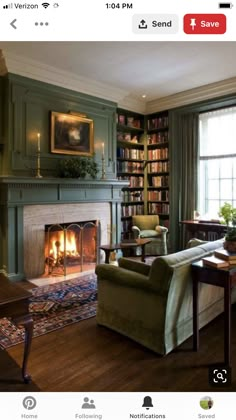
[{"left": 1, "top": 74, "right": 117, "bottom": 178}]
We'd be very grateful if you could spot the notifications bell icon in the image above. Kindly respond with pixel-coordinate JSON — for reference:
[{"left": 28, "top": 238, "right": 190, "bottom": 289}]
[{"left": 142, "top": 396, "right": 153, "bottom": 410}]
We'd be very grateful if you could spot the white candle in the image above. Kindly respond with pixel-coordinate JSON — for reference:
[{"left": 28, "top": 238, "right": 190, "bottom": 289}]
[
  {"left": 37, "top": 133, "right": 41, "bottom": 152},
  {"left": 102, "top": 142, "right": 104, "bottom": 158}
]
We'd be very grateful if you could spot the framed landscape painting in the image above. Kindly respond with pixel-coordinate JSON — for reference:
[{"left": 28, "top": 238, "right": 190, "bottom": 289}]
[{"left": 51, "top": 111, "right": 94, "bottom": 156}]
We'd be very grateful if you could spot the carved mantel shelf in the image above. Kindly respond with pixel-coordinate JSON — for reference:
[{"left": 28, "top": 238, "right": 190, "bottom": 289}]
[{"left": 0, "top": 176, "right": 129, "bottom": 206}]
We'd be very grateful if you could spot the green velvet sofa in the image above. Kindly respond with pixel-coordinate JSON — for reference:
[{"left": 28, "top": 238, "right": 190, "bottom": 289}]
[{"left": 95, "top": 239, "right": 236, "bottom": 355}]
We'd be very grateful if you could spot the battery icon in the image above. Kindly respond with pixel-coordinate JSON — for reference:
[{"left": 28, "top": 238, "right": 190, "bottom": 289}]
[{"left": 218, "top": 2, "right": 233, "bottom": 7}]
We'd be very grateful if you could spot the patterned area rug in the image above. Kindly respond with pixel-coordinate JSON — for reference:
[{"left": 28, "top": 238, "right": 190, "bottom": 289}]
[{"left": 0, "top": 273, "right": 97, "bottom": 350}]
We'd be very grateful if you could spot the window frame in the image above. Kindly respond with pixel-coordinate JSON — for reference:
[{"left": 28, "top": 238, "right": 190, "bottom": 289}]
[{"left": 199, "top": 106, "right": 236, "bottom": 215}]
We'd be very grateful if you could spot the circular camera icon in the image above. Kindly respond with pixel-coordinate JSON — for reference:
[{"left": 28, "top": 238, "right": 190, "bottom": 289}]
[{"left": 200, "top": 396, "right": 214, "bottom": 410}]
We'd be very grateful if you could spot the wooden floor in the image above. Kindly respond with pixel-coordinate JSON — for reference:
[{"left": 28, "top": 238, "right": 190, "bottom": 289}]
[{"left": 1, "top": 304, "right": 236, "bottom": 392}]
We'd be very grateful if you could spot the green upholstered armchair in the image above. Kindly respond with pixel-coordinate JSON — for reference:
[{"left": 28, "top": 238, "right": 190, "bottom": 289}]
[
  {"left": 132, "top": 215, "right": 168, "bottom": 255},
  {"left": 95, "top": 238, "right": 228, "bottom": 355}
]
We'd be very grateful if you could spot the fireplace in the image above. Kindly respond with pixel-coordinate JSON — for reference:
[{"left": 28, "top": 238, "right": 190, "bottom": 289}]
[
  {"left": 0, "top": 177, "right": 129, "bottom": 281},
  {"left": 23, "top": 202, "right": 110, "bottom": 279},
  {"left": 45, "top": 220, "right": 99, "bottom": 276}
]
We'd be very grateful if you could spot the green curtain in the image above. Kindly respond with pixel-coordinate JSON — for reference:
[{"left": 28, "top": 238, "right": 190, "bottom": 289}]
[{"left": 179, "top": 113, "right": 199, "bottom": 249}]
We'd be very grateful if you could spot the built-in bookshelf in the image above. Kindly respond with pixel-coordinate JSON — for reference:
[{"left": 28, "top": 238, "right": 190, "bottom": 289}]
[
  {"left": 116, "top": 108, "right": 145, "bottom": 239},
  {"left": 146, "top": 111, "right": 169, "bottom": 229},
  {"left": 116, "top": 108, "right": 170, "bottom": 238}
]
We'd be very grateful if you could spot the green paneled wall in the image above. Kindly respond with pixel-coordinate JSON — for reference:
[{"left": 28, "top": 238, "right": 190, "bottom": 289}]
[{"left": 0, "top": 73, "right": 117, "bottom": 178}]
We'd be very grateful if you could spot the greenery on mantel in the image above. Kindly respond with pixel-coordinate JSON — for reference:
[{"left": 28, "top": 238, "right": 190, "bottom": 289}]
[{"left": 58, "top": 157, "right": 98, "bottom": 179}]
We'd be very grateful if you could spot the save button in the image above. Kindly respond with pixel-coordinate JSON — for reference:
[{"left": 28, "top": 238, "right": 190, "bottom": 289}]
[{"left": 183, "top": 14, "right": 226, "bottom": 34}]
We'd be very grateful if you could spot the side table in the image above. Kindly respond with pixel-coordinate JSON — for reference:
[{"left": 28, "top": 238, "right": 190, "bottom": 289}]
[
  {"left": 191, "top": 260, "right": 236, "bottom": 367},
  {"left": 180, "top": 220, "right": 227, "bottom": 242},
  {"left": 100, "top": 238, "right": 152, "bottom": 264},
  {"left": 0, "top": 273, "right": 33, "bottom": 383}
]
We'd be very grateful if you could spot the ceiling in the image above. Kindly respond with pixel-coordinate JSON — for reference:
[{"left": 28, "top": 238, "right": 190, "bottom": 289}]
[{"left": 1, "top": 41, "right": 236, "bottom": 103}]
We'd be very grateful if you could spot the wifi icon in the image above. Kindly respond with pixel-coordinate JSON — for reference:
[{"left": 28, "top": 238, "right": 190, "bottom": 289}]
[{"left": 42, "top": 2, "right": 50, "bottom": 8}]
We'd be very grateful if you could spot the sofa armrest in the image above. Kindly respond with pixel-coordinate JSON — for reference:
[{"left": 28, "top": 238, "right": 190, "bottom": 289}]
[
  {"left": 132, "top": 225, "right": 141, "bottom": 238},
  {"left": 95, "top": 264, "right": 154, "bottom": 292},
  {"left": 118, "top": 257, "right": 151, "bottom": 276}
]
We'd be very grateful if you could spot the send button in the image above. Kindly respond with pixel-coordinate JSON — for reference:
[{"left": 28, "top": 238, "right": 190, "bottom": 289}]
[{"left": 133, "top": 14, "right": 179, "bottom": 34}]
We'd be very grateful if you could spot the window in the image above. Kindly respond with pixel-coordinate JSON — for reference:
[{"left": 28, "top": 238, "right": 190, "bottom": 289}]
[{"left": 199, "top": 107, "right": 236, "bottom": 217}]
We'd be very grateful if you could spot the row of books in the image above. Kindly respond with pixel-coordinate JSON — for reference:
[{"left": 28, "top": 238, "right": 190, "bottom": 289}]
[
  {"left": 122, "top": 190, "right": 144, "bottom": 202},
  {"left": 117, "top": 114, "right": 143, "bottom": 129},
  {"left": 117, "top": 147, "right": 144, "bottom": 160},
  {"left": 202, "top": 248, "right": 236, "bottom": 268},
  {"left": 147, "top": 161, "right": 169, "bottom": 173},
  {"left": 117, "top": 132, "right": 140, "bottom": 143},
  {"left": 147, "top": 132, "right": 169, "bottom": 144},
  {"left": 147, "top": 116, "right": 168, "bottom": 130},
  {"left": 148, "top": 175, "right": 169, "bottom": 187},
  {"left": 147, "top": 148, "right": 168, "bottom": 160},
  {"left": 117, "top": 176, "right": 144, "bottom": 187},
  {"left": 121, "top": 204, "right": 144, "bottom": 217},
  {"left": 117, "top": 161, "right": 143, "bottom": 173},
  {"left": 148, "top": 190, "right": 169, "bottom": 201},
  {"left": 148, "top": 202, "right": 169, "bottom": 215}
]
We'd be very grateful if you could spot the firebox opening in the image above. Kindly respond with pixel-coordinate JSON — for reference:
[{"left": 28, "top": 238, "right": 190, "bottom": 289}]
[{"left": 44, "top": 220, "right": 99, "bottom": 276}]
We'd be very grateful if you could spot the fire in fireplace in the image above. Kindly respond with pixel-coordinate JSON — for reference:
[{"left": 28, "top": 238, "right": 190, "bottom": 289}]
[{"left": 45, "top": 220, "right": 99, "bottom": 275}]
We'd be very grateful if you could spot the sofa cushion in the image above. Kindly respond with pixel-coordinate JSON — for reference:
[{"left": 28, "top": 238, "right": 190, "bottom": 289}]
[{"left": 140, "top": 229, "right": 160, "bottom": 238}]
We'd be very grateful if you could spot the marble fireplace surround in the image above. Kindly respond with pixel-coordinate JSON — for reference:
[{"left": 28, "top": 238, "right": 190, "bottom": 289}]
[{"left": 0, "top": 177, "right": 128, "bottom": 281}]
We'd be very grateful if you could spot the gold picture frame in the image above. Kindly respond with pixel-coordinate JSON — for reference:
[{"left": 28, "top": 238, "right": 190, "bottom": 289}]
[{"left": 51, "top": 111, "right": 94, "bottom": 156}]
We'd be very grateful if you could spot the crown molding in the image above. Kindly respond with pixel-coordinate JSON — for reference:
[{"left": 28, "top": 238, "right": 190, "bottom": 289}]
[
  {"left": 2, "top": 51, "right": 147, "bottom": 112},
  {"left": 2, "top": 51, "right": 140, "bottom": 106},
  {"left": 146, "top": 77, "right": 236, "bottom": 113},
  {"left": 118, "top": 95, "right": 146, "bottom": 114},
  {"left": 2, "top": 50, "right": 235, "bottom": 115}
]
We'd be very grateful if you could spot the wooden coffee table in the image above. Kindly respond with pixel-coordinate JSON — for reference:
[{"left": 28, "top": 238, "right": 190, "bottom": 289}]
[
  {"left": 100, "top": 238, "right": 152, "bottom": 264},
  {"left": 0, "top": 273, "right": 33, "bottom": 383}
]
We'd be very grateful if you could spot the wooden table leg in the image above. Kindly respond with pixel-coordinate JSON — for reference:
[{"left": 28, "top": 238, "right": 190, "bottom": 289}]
[
  {"left": 14, "top": 314, "right": 34, "bottom": 383},
  {"left": 141, "top": 244, "right": 146, "bottom": 262},
  {"left": 101, "top": 248, "right": 111, "bottom": 264},
  {"left": 192, "top": 274, "right": 199, "bottom": 351},
  {"left": 224, "top": 278, "right": 231, "bottom": 366}
]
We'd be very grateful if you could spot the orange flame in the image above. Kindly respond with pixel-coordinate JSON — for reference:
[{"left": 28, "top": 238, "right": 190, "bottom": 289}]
[{"left": 49, "top": 231, "right": 80, "bottom": 259}]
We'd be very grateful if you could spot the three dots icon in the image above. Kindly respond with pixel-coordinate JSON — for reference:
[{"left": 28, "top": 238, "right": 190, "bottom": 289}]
[{"left": 35, "top": 22, "right": 49, "bottom": 26}]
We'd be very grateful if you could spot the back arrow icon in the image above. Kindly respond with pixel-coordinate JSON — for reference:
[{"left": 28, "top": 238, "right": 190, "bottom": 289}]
[{"left": 10, "top": 19, "right": 17, "bottom": 29}]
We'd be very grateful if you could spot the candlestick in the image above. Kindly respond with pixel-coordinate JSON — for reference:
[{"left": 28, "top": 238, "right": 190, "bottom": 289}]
[
  {"left": 101, "top": 153, "right": 106, "bottom": 180},
  {"left": 35, "top": 133, "right": 42, "bottom": 178},
  {"left": 37, "top": 132, "right": 41, "bottom": 152}
]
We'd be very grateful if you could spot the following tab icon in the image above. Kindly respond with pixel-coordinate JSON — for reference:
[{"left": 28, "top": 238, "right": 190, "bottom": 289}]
[{"left": 184, "top": 14, "right": 226, "bottom": 34}]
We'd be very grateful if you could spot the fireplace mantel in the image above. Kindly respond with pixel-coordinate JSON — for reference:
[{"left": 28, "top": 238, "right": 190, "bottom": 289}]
[
  {"left": 0, "top": 176, "right": 129, "bottom": 205},
  {"left": 0, "top": 176, "right": 129, "bottom": 280}
]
